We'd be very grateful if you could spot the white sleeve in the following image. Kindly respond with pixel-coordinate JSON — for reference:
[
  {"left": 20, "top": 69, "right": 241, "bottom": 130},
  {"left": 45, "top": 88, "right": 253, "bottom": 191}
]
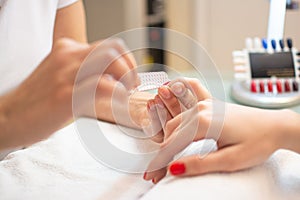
[{"left": 57, "top": 0, "right": 78, "bottom": 9}]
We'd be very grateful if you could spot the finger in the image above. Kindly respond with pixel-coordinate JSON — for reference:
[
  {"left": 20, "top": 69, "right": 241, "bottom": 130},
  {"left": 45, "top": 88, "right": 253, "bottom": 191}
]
[
  {"left": 163, "top": 106, "right": 199, "bottom": 140},
  {"left": 158, "top": 86, "right": 183, "bottom": 117},
  {"left": 168, "top": 145, "right": 244, "bottom": 177},
  {"left": 104, "top": 51, "right": 136, "bottom": 90},
  {"left": 73, "top": 74, "right": 125, "bottom": 118},
  {"left": 168, "top": 78, "right": 211, "bottom": 101},
  {"left": 143, "top": 167, "right": 167, "bottom": 183},
  {"left": 142, "top": 99, "right": 164, "bottom": 143},
  {"left": 146, "top": 111, "right": 199, "bottom": 174},
  {"left": 185, "top": 78, "right": 211, "bottom": 100},
  {"left": 101, "top": 38, "right": 139, "bottom": 86},
  {"left": 77, "top": 44, "right": 137, "bottom": 90},
  {"left": 154, "top": 95, "right": 172, "bottom": 133},
  {"left": 169, "top": 81, "right": 198, "bottom": 109}
]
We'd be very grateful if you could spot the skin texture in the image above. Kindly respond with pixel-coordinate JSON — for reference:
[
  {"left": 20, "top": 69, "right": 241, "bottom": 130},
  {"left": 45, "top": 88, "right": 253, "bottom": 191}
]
[
  {"left": 0, "top": 2, "right": 147, "bottom": 151},
  {"left": 54, "top": 0, "right": 87, "bottom": 43},
  {"left": 144, "top": 78, "right": 300, "bottom": 183}
]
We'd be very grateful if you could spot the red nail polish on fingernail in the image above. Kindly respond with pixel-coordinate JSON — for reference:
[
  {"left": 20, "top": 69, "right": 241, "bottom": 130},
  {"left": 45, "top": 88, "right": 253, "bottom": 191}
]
[
  {"left": 143, "top": 172, "right": 147, "bottom": 179},
  {"left": 152, "top": 179, "right": 156, "bottom": 184},
  {"left": 170, "top": 162, "right": 186, "bottom": 176},
  {"left": 163, "top": 81, "right": 170, "bottom": 85}
]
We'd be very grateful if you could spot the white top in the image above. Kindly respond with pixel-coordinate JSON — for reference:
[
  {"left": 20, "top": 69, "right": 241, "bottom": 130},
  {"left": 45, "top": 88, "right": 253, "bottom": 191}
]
[
  {"left": 0, "top": 0, "right": 78, "bottom": 159},
  {"left": 0, "top": 0, "right": 77, "bottom": 95}
]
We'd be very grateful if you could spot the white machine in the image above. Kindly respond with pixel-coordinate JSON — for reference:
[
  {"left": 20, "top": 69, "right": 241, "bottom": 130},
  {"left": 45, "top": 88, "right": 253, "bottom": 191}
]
[{"left": 231, "top": 0, "right": 300, "bottom": 108}]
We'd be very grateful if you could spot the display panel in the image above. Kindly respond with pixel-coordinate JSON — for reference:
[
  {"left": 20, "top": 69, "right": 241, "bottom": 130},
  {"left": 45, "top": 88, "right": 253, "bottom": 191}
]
[{"left": 249, "top": 52, "right": 295, "bottom": 78}]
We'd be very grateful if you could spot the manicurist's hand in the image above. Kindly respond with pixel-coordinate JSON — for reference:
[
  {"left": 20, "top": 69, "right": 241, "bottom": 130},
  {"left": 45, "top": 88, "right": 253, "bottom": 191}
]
[
  {"left": 0, "top": 38, "right": 139, "bottom": 151},
  {"left": 144, "top": 79, "right": 300, "bottom": 183}
]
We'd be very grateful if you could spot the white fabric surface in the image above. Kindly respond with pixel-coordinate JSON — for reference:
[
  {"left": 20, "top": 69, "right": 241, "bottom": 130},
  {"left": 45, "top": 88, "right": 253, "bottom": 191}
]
[
  {"left": 0, "top": 118, "right": 300, "bottom": 200},
  {"left": 0, "top": 119, "right": 153, "bottom": 200},
  {"left": 57, "top": 0, "right": 78, "bottom": 9},
  {"left": 0, "top": 0, "right": 77, "bottom": 95}
]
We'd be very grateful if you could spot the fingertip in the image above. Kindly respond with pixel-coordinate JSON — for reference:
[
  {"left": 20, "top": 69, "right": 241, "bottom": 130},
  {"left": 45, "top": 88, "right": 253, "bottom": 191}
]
[
  {"left": 143, "top": 172, "right": 147, "bottom": 180},
  {"left": 169, "top": 162, "right": 186, "bottom": 176},
  {"left": 170, "top": 82, "right": 186, "bottom": 97}
]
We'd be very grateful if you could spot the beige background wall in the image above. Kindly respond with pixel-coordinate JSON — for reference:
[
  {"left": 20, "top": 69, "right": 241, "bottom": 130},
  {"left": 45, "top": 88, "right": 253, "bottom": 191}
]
[
  {"left": 83, "top": 0, "right": 300, "bottom": 72},
  {"left": 206, "top": 0, "right": 300, "bottom": 70}
]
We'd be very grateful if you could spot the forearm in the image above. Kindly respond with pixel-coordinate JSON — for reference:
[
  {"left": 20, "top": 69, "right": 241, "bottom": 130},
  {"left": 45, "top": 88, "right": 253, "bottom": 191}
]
[
  {"left": 0, "top": 93, "right": 26, "bottom": 151},
  {"left": 276, "top": 109, "right": 300, "bottom": 153},
  {"left": 53, "top": 0, "right": 87, "bottom": 43}
]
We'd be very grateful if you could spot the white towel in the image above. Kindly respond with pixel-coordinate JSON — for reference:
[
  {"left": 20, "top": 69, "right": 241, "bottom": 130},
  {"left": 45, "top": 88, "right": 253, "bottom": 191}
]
[
  {"left": 1, "top": 118, "right": 300, "bottom": 200},
  {"left": 0, "top": 118, "right": 153, "bottom": 200}
]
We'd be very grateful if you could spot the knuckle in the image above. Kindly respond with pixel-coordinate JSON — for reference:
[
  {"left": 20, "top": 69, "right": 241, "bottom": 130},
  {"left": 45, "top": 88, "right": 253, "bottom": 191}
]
[
  {"left": 53, "top": 38, "right": 72, "bottom": 51},
  {"left": 111, "top": 38, "right": 126, "bottom": 48}
]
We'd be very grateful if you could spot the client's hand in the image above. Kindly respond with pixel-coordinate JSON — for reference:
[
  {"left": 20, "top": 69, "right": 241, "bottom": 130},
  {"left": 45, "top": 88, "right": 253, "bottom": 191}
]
[
  {"left": 144, "top": 79, "right": 294, "bottom": 184},
  {"left": 143, "top": 78, "right": 210, "bottom": 183}
]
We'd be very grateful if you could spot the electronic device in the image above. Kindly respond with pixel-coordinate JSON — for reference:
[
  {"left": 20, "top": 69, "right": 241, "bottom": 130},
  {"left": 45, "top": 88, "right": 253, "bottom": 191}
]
[
  {"left": 231, "top": 38, "right": 300, "bottom": 108},
  {"left": 231, "top": 0, "right": 300, "bottom": 108}
]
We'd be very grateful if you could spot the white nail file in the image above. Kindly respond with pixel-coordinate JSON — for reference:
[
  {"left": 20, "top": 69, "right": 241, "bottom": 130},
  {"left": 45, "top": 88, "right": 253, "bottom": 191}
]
[{"left": 137, "top": 71, "right": 170, "bottom": 92}]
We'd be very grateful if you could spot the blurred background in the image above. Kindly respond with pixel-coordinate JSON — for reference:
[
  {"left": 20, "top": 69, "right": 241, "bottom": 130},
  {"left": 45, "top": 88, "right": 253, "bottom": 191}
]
[{"left": 83, "top": 0, "right": 300, "bottom": 74}]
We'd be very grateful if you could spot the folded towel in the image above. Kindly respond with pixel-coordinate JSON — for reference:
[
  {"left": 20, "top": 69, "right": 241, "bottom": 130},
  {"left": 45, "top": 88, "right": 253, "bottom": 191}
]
[
  {"left": 1, "top": 117, "right": 300, "bottom": 200},
  {"left": 0, "top": 118, "right": 153, "bottom": 200},
  {"left": 141, "top": 149, "right": 300, "bottom": 200}
]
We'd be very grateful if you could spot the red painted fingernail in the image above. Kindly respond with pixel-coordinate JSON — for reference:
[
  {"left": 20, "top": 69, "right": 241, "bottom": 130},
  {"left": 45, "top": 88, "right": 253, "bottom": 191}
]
[
  {"left": 143, "top": 172, "right": 147, "bottom": 179},
  {"left": 170, "top": 162, "right": 186, "bottom": 176},
  {"left": 163, "top": 81, "right": 170, "bottom": 85},
  {"left": 152, "top": 179, "right": 156, "bottom": 184}
]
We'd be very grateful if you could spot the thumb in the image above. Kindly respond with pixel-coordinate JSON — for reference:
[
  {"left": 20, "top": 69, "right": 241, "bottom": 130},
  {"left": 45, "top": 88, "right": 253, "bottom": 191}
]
[{"left": 168, "top": 145, "right": 242, "bottom": 176}]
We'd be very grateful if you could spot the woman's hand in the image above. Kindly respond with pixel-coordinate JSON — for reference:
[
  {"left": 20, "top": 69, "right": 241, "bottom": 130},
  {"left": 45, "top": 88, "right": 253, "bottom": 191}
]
[
  {"left": 144, "top": 78, "right": 300, "bottom": 183},
  {"left": 143, "top": 78, "right": 210, "bottom": 182},
  {"left": 0, "top": 38, "right": 139, "bottom": 150}
]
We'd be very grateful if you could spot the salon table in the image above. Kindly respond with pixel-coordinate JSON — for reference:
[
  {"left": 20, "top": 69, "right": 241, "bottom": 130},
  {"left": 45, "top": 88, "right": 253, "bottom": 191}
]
[{"left": 0, "top": 71, "right": 300, "bottom": 200}]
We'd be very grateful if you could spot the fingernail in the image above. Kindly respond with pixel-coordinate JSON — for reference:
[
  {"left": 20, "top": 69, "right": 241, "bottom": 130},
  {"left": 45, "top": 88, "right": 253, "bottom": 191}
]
[
  {"left": 171, "top": 82, "right": 185, "bottom": 97},
  {"left": 155, "top": 96, "right": 164, "bottom": 109},
  {"left": 143, "top": 172, "right": 147, "bottom": 179},
  {"left": 147, "top": 100, "right": 156, "bottom": 111},
  {"left": 170, "top": 162, "right": 186, "bottom": 176},
  {"left": 163, "top": 81, "right": 170, "bottom": 85},
  {"left": 158, "top": 86, "right": 171, "bottom": 99},
  {"left": 152, "top": 179, "right": 156, "bottom": 184}
]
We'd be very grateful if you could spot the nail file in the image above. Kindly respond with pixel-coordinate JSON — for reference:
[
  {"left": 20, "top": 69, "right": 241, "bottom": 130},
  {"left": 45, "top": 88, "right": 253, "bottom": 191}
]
[{"left": 136, "top": 71, "right": 170, "bottom": 92}]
